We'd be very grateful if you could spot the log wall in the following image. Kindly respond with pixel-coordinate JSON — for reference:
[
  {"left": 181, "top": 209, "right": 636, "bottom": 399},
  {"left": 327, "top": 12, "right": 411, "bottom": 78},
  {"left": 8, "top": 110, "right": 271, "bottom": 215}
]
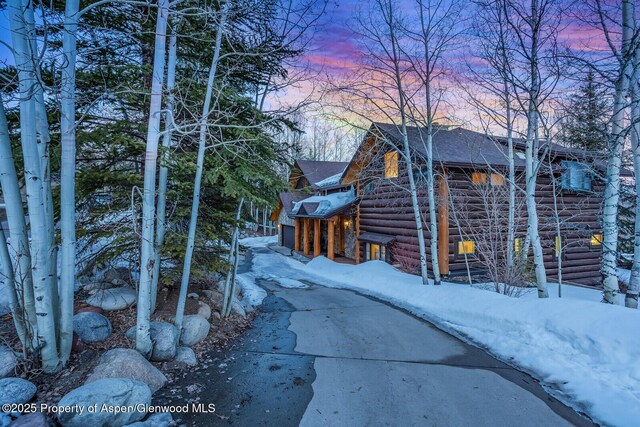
[{"left": 357, "top": 152, "right": 604, "bottom": 286}]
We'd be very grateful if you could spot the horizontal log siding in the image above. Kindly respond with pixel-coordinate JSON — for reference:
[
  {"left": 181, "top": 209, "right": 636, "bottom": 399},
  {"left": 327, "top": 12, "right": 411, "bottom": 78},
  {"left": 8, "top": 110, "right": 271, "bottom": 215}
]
[{"left": 357, "top": 157, "right": 603, "bottom": 286}]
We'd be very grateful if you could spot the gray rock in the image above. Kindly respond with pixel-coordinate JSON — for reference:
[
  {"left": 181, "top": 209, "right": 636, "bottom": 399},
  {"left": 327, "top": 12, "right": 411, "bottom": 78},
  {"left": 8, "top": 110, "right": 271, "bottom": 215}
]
[
  {"left": 0, "top": 378, "right": 36, "bottom": 406},
  {"left": 0, "top": 345, "right": 17, "bottom": 378},
  {"left": 103, "top": 267, "right": 131, "bottom": 286},
  {"left": 231, "top": 298, "right": 246, "bottom": 318},
  {"left": 125, "top": 412, "right": 173, "bottom": 427},
  {"left": 124, "top": 323, "right": 178, "bottom": 362},
  {"left": 57, "top": 378, "right": 151, "bottom": 427},
  {"left": 8, "top": 412, "right": 52, "bottom": 427},
  {"left": 85, "top": 349, "right": 167, "bottom": 393},
  {"left": 187, "top": 292, "right": 199, "bottom": 299},
  {"left": 86, "top": 288, "right": 136, "bottom": 311},
  {"left": 196, "top": 301, "right": 211, "bottom": 320},
  {"left": 174, "top": 347, "right": 196, "bottom": 367},
  {"left": 201, "top": 289, "right": 220, "bottom": 301},
  {"left": 179, "top": 315, "right": 210, "bottom": 346},
  {"left": 73, "top": 312, "right": 112, "bottom": 343}
]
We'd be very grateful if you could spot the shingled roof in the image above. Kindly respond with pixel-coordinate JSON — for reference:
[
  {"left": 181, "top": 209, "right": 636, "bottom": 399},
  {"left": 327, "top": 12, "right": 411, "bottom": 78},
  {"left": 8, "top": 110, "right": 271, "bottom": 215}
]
[
  {"left": 295, "top": 159, "right": 349, "bottom": 189},
  {"left": 372, "top": 122, "right": 526, "bottom": 168}
]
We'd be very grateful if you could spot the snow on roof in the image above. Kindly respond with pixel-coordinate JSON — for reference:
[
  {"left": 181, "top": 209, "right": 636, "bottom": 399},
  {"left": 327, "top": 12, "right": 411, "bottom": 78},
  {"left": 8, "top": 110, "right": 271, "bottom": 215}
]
[
  {"left": 291, "top": 188, "right": 356, "bottom": 218},
  {"left": 314, "top": 169, "right": 346, "bottom": 188}
]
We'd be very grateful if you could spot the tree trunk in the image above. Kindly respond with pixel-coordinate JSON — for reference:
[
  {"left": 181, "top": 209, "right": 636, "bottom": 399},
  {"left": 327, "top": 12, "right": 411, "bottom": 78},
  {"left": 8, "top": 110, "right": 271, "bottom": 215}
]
[
  {"left": 58, "top": 0, "right": 79, "bottom": 365},
  {"left": 626, "top": 34, "right": 640, "bottom": 308},
  {"left": 602, "top": 0, "right": 633, "bottom": 304},
  {"left": 152, "top": 28, "right": 178, "bottom": 312},
  {"left": 136, "top": 0, "right": 169, "bottom": 358},
  {"left": 8, "top": 0, "right": 60, "bottom": 371},
  {"left": 222, "top": 198, "right": 244, "bottom": 318},
  {"left": 524, "top": 0, "right": 548, "bottom": 299},
  {"left": 175, "top": 3, "right": 229, "bottom": 333}
]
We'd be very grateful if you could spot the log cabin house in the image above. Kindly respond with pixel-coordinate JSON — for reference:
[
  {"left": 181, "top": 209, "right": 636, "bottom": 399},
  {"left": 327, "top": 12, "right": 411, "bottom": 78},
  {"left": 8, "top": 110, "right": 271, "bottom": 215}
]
[{"left": 274, "top": 123, "right": 607, "bottom": 286}]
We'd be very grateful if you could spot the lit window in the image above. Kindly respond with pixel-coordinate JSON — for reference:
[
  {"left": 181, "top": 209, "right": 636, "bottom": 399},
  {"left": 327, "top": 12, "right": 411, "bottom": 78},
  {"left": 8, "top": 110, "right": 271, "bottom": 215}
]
[
  {"left": 457, "top": 240, "right": 475, "bottom": 255},
  {"left": 591, "top": 233, "right": 602, "bottom": 248},
  {"left": 366, "top": 243, "right": 386, "bottom": 261},
  {"left": 555, "top": 235, "right": 562, "bottom": 259},
  {"left": 514, "top": 237, "right": 522, "bottom": 255},
  {"left": 561, "top": 161, "right": 591, "bottom": 192},
  {"left": 472, "top": 172, "right": 488, "bottom": 185},
  {"left": 384, "top": 151, "right": 398, "bottom": 179},
  {"left": 490, "top": 173, "right": 505, "bottom": 186}
]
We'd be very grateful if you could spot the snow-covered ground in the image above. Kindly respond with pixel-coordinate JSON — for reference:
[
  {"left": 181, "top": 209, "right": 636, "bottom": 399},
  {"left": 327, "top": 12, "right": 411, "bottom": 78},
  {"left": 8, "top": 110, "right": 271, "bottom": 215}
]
[{"left": 240, "top": 237, "right": 640, "bottom": 427}]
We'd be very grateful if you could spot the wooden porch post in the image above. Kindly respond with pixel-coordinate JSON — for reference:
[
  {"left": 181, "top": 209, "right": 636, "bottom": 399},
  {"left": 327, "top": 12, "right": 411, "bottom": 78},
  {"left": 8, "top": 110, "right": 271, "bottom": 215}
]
[
  {"left": 303, "top": 218, "right": 310, "bottom": 256},
  {"left": 314, "top": 218, "right": 321, "bottom": 257},
  {"left": 337, "top": 215, "right": 344, "bottom": 254},
  {"left": 294, "top": 217, "right": 300, "bottom": 252},
  {"left": 438, "top": 173, "right": 450, "bottom": 275},
  {"left": 355, "top": 206, "right": 361, "bottom": 264},
  {"left": 328, "top": 218, "right": 335, "bottom": 261}
]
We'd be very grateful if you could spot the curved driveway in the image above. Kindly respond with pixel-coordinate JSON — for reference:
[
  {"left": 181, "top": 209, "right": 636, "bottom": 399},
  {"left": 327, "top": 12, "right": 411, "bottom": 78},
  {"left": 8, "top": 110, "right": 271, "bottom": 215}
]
[{"left": 268, "top": 281, "right": 591, "bottom": 427}]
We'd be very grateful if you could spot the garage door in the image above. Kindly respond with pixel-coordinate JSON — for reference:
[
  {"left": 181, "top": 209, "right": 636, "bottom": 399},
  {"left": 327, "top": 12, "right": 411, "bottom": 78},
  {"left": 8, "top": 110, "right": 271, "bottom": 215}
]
[{"left": 282, "top": 225, "right": 295, "bottom": 249}]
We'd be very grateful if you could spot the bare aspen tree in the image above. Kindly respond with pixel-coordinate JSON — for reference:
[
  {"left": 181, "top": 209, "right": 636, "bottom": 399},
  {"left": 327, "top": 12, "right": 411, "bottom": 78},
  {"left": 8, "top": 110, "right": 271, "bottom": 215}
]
[
  {"left": 59, "top": 0, "right": 80, "bottom": 365},
  {"left": 8, "top": 0, "right": 60, "bottom": 371},
  {"left": 137, "top": 0, "right": 170, "bottom": 358},
  {"left": 152, "top": 27, "right": 178, "bottom": 312},
  {"left": 175, "top": 2, "right": 230, "bottom": 334},
  {"left": 600, "top": 0, "right": 634, "bottom": 304},
  {"left": 627, "top": 21, "right": 640, "bottom": 308},
  {"left": 405, "top": 0, "right": 463, "bottom": 285}
]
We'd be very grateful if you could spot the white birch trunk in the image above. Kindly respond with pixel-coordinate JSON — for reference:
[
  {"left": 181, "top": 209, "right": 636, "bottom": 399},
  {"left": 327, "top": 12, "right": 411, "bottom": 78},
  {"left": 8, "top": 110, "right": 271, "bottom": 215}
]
[
  {"left": 21, "top": 0, "right": 58, "bottom": 327},
  {"left": 8, "top": 0, "right": 60, "bottom": 371},
  {"left": 151, "top": 29, "right": 177, "bottom": 312},
  {"left": 505, "top": 83, "right": 516, "bottom": 271},
  {"left": 222, "top": 198, "right": 244, "bottom": 318},
  {"left": 626, "top": 36, "right": 640, "bottom": 308},
  {"left": 602, "top": 0, "right": 633, "bottom": 304},
  {"left": 0, "top": 99, "right": 28, "bottom": 346},
  {"left": 136, "top": 0, "right": 169, "bottom": 357},
  {"left": 385, "top": 1, "right": 429, "bottom": 284},
  {"left": 0, "top": 95, "right": 36, "bottom": 342},
  {"left": 58, "top": 0, "right": 79, "bottom": 365},
  {"left": 524, "top": 0, "right": 548, "bottom": 298},
  {"left": 175, "top": 3, "right": 229, "bottom": 333}
]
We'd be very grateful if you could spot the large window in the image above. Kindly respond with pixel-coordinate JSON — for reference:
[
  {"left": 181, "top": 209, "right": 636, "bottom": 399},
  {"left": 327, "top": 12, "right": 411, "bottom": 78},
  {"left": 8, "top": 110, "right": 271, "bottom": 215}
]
[
  {"left": 591, "top": 233, "right": 603, "bottom": 249},
  {"left": 472, "top": 172, "right": 504, "bottom": 186},
  {"left": 366, "top": 243, "right": 386, "bottom": 261},
  {"left": 457, "top": 240, "right": 475, "bottom": 256},
  {"left": 384, "top": 151, "right": 398, "bottom": 179},
  {"left": 561, "top": 161, "right": 591, "bottom": 192}
]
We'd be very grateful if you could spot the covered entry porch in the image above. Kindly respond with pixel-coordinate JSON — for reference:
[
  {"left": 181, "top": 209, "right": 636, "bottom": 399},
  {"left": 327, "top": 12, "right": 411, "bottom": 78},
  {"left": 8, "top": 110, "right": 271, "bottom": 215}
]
[{"left": 293, "top": 215, "right": 353, "bottom": 262}]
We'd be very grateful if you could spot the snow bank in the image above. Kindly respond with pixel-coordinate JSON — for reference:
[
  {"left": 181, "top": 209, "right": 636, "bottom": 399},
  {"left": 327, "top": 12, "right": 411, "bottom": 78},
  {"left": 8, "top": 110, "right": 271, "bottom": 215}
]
[
  {"left": 236, "top": 272, "right": 267, "bottom": 310},
  {"left": 247, "top": 241, "right": 640, "bottom": 427},
  {"left": 238, "top": 235, "right": 277, "bottom": 248}
]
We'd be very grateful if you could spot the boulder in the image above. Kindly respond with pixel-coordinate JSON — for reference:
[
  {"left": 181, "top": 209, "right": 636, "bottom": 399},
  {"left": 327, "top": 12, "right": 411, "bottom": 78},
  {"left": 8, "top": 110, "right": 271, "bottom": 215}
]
[
  {"left": 0, "top": 378, "right": 36, "bottom": 406},
  {"left": 73, "top": 312, "right": 112, "bottom": 343},
  {"left": 103, "top": 267, "right": 131, "bottom": 286},
  {"left": 86, "top": 288, "right": 136, "bottom": 311},
  {"left": 179, "top": 315, "right": 210, "bottom": 346},
  {"left": 174, "top": 347, "right": 196, "bottom": 367},
  {"left": 8, "top": 412, "right": 52, "bottom": 427},
  {"left": 85, "top": 349, "right": 167, "bottom": 393},
  {"left": 76, "top": 306, "right": 106, "bottom": 315},
  {"left": 196, "top": 301, "right": 211, "bottom": 320},
  {"left": 124, "top": 323, "right": 178, "bottom": 362},
  {"left": 0, "top": 346, "right": 17, "bottom": 378},
  {"left": 57, "top": 379, "right": 151, "bottom": 427},
  {"left": 187, "top": 292, "right": 199, "bottom": 299},
  {"left": 125, "top": 412, "right": 173, "bottom": 427}
]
